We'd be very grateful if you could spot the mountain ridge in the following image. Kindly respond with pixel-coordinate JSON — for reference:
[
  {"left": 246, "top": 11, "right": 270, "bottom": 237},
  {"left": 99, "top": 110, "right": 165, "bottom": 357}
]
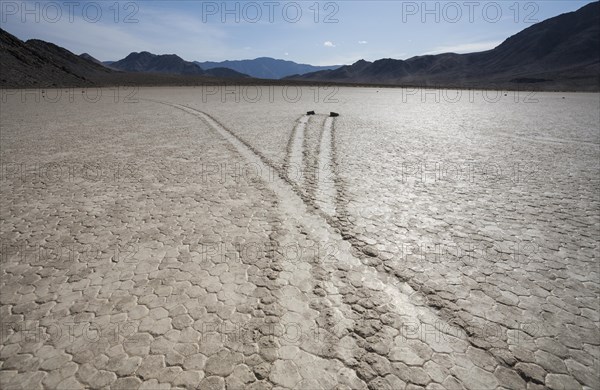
[
  {"left": 108, "top": 51, "right": 205, "bottom": 75},
  {"left": 286, "top": 1, "right": 600, "bottom": 90},
  {"left": 107, "top": 51, "right": 251, "bottom": 78},
  {"left": 0, "top": 28, "right": 112, "bottom": 87},
  {"left": 195, "top": 57, "right": 341, "bottom": 79}
]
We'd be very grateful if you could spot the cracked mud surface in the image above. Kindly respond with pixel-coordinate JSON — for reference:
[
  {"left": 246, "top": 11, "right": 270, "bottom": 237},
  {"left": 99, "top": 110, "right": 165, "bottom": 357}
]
[{"left": 1, "top": 87, "right": 598, "bottom": 389}]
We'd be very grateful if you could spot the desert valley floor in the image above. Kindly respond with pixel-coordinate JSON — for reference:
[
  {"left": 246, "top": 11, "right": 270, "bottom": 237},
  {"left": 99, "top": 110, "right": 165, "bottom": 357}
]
[{"left": 0, "top": 86, "right": 599, "bottom": 390}]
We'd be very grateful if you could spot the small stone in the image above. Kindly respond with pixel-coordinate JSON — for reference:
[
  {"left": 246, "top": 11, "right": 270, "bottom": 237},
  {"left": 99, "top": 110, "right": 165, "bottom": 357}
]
[{"left": 362, "top": 245, "right": 379, "bottom": 257}]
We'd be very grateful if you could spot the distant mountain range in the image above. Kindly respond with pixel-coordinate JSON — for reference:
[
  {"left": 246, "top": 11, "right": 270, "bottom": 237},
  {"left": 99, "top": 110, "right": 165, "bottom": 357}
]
[
  {"left": 194, "top": 57, "right": 341, "bottom": 79},
  {"left": 1, "top": 2, "right": 598, "bottom": 90},
  {"left": 288, "top": 1, "right": 600, "bottom": 90},
  {"left": 0, "top": 30, "right": 252, "bottom": 87},
  {"left": 98, "top": 55, "right": 338, "bottom": 79},
  {"left": 106, "top": 51, "right": 250, "bottom": 78},
  {"left": 99, "top": 55, "right": 339, "bottom": 79}
]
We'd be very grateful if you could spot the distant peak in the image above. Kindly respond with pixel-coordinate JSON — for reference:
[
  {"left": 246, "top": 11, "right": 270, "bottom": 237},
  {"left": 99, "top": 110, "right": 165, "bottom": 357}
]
[{"left": 126, "top": 51, "right": 155, "bottom": 58}]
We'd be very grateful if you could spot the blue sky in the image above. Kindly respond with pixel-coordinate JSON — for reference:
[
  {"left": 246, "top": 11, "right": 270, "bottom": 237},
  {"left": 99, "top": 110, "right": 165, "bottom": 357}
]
[{"left": 0, "top": 1, "right": 595, "bottom": 65}]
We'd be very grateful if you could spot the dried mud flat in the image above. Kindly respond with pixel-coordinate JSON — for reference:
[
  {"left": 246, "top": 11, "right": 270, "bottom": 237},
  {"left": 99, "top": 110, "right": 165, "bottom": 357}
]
[{"left": 0, "top": 87, "right": 599, "bottom": 390}]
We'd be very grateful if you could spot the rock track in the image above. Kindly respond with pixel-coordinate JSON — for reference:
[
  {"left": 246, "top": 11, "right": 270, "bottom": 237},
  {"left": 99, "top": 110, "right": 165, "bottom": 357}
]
[{"left": 143, "top": 100, "right": 522, "bottom": 389}]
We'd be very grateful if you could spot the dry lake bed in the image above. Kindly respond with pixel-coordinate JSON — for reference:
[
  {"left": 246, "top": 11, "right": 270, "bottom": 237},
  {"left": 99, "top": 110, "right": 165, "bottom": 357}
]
[{"left": 0, "top": 86, "right": 599, "bottom": 389}]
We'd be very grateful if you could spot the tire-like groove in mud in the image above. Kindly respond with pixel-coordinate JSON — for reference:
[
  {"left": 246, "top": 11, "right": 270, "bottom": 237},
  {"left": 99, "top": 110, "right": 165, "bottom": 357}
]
[
  {"left": 283, "top": 115, "right": 309, "bottom": 188},
  {"left": 143, "top": 99, "right": 524, "bottom": 388},
  {"left": 302, "top": 116, "right": 326, "bottom": 203},
  {"left": 325, "top": 106, "right": 533, "bottom": 386},
  {"left": 314, "top": 116, "right": 337, "bottom": 218},
  {"left": 142, "top": 98, "right": 285, "bottom": 388},
  {"left": 144, "top": 100, "right": 377, "bottom": 383}
]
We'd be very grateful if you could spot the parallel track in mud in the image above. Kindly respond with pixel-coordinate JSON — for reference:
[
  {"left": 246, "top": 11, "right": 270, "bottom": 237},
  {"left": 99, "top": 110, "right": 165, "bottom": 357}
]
[
  {"left": 143, "top": 98, "right": 533, "bottom": 388},
  {"left": 315, "top": 116, "right": 337, "bottom": 218},
  {"left": 146, "top": 100, "right": 379, "bottom": 385},
  {"left": 284, "top": 115, "right": 309, "bottom": 188}
]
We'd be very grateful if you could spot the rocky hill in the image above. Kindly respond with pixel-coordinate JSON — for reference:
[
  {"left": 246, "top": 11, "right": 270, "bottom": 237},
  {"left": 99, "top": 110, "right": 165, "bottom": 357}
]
[
  {"left": 288, "top": 2, "right": 600, "bottom": 90},
  {"left": 0, "top": 28, "right": 112, "bottom": 87}
]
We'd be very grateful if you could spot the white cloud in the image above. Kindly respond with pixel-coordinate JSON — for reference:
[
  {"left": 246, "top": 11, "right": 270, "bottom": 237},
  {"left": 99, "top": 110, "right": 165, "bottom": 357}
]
[
  {"left": 423, "top": 40, "right": 502, "bottom": 55},
  {"left": 323, "top": 41, "right": 336, "bottom": 48},
  {"left": 358, "top": 40, "right": 368, "bottom": 44}
]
